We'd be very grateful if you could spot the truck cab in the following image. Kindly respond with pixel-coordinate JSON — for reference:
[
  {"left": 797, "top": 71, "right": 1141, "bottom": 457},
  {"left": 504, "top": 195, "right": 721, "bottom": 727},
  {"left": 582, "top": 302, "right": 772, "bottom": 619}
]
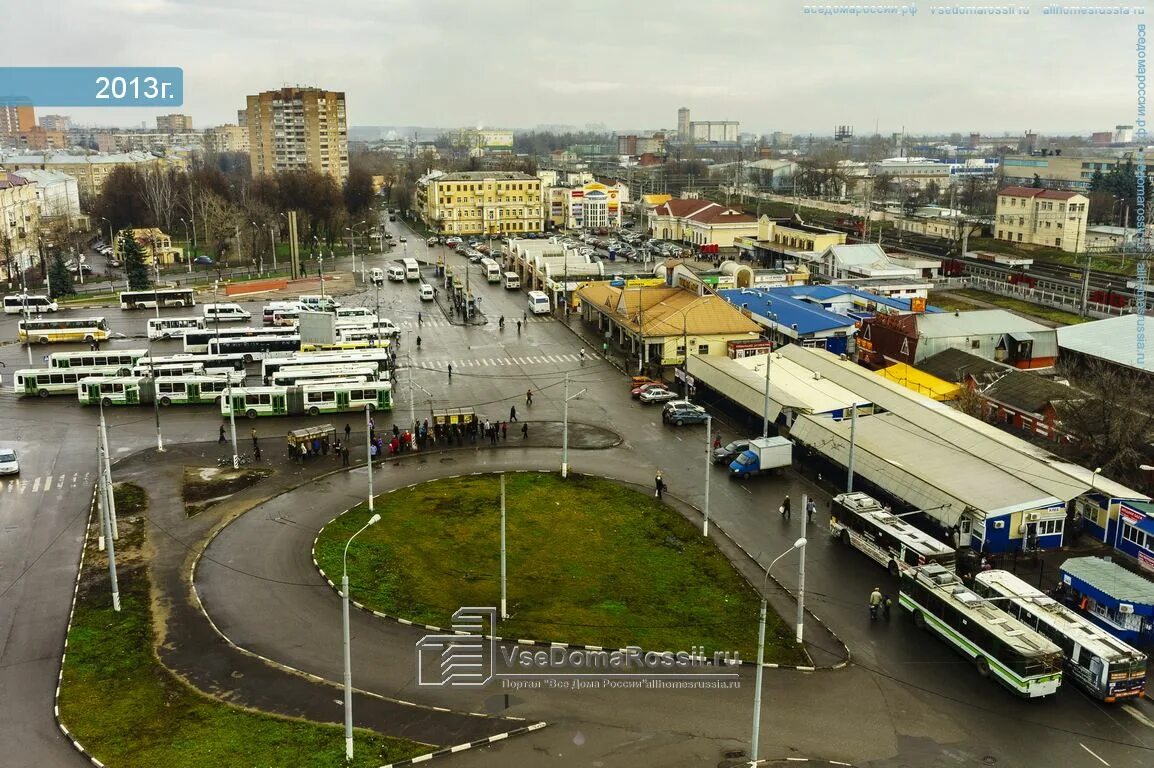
[{"left": 729, "top": 436, "right": 793, "bottom": 479}]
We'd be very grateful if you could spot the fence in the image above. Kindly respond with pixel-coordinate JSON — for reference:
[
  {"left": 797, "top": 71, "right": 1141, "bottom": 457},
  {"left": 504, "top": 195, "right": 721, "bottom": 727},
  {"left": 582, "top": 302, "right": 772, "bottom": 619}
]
[{"left": 933, "top": 276, "right": 1138, "bottom": 319}]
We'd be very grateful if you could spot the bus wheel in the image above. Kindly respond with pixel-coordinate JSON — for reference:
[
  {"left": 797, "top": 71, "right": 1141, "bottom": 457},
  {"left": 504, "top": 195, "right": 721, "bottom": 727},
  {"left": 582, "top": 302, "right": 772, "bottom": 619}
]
[
  {"left": 913, "top": 611, "right": 926, "bottom": 630},
  {"left": 888, "top": 560, "right": 899, "bottom": 577},
  {"left": 38, "top": 336, "right": 49, "bottom": 344},
  {"left": 246, "top": 409, "right": 258, "bottom": 419},
  {"left": 162, "top": 333, "right": 171, "bottom": 340},
  {"left": 840, "top": 529, "right": 850, "bottom": 547},
  {"left": 101, "top": 397, "right": 112, "bottom": 406},
  {"left": 308, "top": 406, "right": 320, "bottom": 416},
  {"left": 83, "top": 335, "right": 94, "bottom": 342},
  {"left": 975, "top": 656, "right": 991, "bottom": 678},
  {"left": 38, "top": 389, "right": 50, "bottom": 398},
  {"left": 160, "top": 396, "right": 172, "bottom": 407},
  {"left": 243, "top": 354, "right": 254, "bottom": 363},
  {"left": 136, "top": 303, "right": 146, "bottom": 310}
]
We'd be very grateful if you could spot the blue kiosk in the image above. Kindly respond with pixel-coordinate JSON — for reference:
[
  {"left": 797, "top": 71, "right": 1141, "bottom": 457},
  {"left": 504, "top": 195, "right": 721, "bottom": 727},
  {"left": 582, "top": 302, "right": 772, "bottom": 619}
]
[{"left": 1060, "top": 557, "right": 1154, "bottom": 647}]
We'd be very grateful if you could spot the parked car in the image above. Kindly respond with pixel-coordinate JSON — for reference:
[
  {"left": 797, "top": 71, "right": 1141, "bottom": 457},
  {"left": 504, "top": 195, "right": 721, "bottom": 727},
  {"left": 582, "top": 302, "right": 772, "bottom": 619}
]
[
  {"left": 67, "top": 263, "right": 93, "bottom": 275},
  {"left": 399, "top": 237, "right": 407, "bottom": 243},
  {"left": 664, "top": 403, "right": 710, "bottom": 427},
  {"left": 639, "top": 387, "right": 679, "bottom": 404},
  {"left": 631, "top": 382, "right": 665, "bottom": 399},
  {"left": 193, "top": 255, "right": 214, "bottom": 266},
  {"left": 0, "top": 447, "right": 18, "bottom": 475},
  {"left": 713, "top": 439, "right": 750, "bottom": 465}
]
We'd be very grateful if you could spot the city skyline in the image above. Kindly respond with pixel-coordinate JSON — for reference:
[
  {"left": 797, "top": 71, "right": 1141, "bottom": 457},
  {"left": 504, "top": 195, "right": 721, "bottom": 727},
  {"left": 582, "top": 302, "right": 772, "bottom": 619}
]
[{"left": 7, "top": 1, "right": 1144, "bottom": 137}]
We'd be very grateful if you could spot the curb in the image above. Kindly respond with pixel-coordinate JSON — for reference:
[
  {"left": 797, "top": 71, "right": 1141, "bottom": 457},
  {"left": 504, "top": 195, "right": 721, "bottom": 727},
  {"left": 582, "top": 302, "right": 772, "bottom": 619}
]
[
  {"left": 379, "top": 721, "right": 549, "bottom": 768},
  {"left": 311, "top": 470, "right": 851, "bottom": 673}
]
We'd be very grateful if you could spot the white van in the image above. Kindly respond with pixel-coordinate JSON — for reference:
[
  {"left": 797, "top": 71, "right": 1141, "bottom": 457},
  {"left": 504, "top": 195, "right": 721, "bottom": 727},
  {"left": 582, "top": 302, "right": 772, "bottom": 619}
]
[
  {"left": 369, "top": 267, "right": 385, "bottom": 285},
  {"left": 503, "top": 272, "right": 520, "bottom": 290},
  {"left": 527, "top": 290, "right": 551, "bottom": 315},
  {"left": 386, "top": 265, "right": 405, "bottom": 282},
  {"left": 419, "top": 284, "right": 435, "bottom": 301},
  {"left": 203, "top": 303, "right": 252, "bottom": 322},
  {"left": 298, "top": 294, "right": 340, "bottom": 312},
  {"left": 3, "top": 294, "right": 58, "bottom": 314}
]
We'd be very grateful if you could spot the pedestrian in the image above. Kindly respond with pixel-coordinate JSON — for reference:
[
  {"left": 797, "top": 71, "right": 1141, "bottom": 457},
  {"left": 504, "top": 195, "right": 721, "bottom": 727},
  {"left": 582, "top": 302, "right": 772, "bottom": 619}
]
[
  {"left": 713, "top": 435, "right": 722, "bottom": 450},
  {"left": 254, "top": 442, "right": 262, "bottom": 461},
  {"left": 344, "top": 423, "right": 352, "bottom": 442},
  {"left": 526, "top": 389, "right": 533, "bottom": 406},
  {"left": 448, "top": 362, "right": 453, "bottom": 380},
  {"left": 806, "top": 498, "right": 817, "bottom": 522},
  {"left": 869, "top": 586, "right": 883, "bottom": 620},
  {"left": 602, "top": 341, "right": 608, "bottom": 357},
  {"left": 418, "top": 311, "right": 423, "bottom": 326},
  {"left": 341, "top": 443, "right": 350, "bottom": 466},
  {"left": 393, "top": 423, "right": 400, "bottom": 439},
  {"left": 523, "top": 310, "right": 527, "bottom": 323},
  {"left": 517, "top": 319, "right": 522, "bottom": 334},
  {"left": 579, "top": 348, "right": 586, "bottom": 365},
  {"left": 251, "top": 427, "right": 258, "bottom": 450},
  {"left": 501, "top": 421, "right": 507, "bottom": 440},
  {"left": 780, "top": 495, "right": 791, "bottom": 520},
  {"left": 882, "top": 594, "right": 893, "bottom": 620},
  {"left": 300, "top": 442, "right": 309, "bottom": 463},
  {"left": 655, "top": 471, "right": 665, "bottom": 500},
  {"left": 218, "top": 424, "right": 226, "bottom": 444},
  {"left": 510, "top": 405, "right": 517, "bottom": 422},
  {"left": 521, "top": 422, "right": 528, "bottom": 439},
  {"left": 416, "top": 335, "right": 422, "bottom": 349}
]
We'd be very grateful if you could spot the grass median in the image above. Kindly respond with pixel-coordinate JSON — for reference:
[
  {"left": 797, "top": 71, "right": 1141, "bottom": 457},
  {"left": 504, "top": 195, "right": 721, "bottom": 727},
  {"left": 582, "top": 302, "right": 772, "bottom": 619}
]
[
  {"left": 952, "top": 288, "right": 1089, "bottom": 325},
  {"left": 58, "top": 483, "right": 431, "bottom": 768},
  {"left": 314, "top": 472, "right": 805, "bottom": 665}
]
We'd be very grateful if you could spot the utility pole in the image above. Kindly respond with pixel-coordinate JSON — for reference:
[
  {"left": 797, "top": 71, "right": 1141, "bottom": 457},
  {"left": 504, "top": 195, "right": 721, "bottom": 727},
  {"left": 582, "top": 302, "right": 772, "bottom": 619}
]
[
  {"left": 97, "top": 407, "right": 121, "bottom": 611},
  {"left": 99, "top": 404, "right": 118, "bottom": 540},
  {"left": 846, "top": 403, "right": 857, "bottom": 493},
  {"left": 500, "top": 473, "right": 508, "bottom": 619}
]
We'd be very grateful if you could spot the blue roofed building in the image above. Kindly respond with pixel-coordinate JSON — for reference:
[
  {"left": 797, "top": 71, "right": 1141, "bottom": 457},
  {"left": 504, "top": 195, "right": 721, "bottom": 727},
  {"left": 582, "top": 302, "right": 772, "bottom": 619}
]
[{"left": 717, "top": 285, "right": 936, "bottom": 357}]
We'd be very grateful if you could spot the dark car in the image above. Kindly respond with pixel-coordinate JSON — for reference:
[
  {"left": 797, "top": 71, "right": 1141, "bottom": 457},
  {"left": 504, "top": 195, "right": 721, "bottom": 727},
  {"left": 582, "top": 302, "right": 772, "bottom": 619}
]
[
  {"left": 193, "top": 255, "right": 214, "bottom": 266},
  {"left": 713, "top": 440, "right": 750, "bottom": 465}
]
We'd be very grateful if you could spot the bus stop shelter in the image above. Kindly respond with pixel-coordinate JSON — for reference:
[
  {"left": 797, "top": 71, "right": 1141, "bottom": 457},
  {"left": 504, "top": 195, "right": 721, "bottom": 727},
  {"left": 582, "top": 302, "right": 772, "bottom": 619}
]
[{"left": 1060, "top": 556, "right": 1154, "bottom": 646}]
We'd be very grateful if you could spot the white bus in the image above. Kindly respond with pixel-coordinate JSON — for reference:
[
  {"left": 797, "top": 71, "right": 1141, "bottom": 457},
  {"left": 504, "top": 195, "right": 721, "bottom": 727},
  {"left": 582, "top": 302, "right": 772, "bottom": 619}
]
[
  {"left": 335, "top": 306, "right": 377, "bottom": 321},
  {"left": 270, "top": 363, "right": 379, "bottom": 386},
  {"left": 50, "top": 349, "right": 147, "bottom": 370},
  {"left": 76, "top": 376, "right": 146, "bottom": 406},
  {"left": 503, "top": 272, "right": 520, "bottom": 289},
  {"left": 119, "top": 288, "right": 196, "bottom": 310},
  {"left": 220, "top": 380, "right": 393, "bottom": 418},
  {"left": 974, "top": 570, "right": 1148, "bottom": 703},
  {"left": 136, "top": 352, "right": 247, "bottom": 374},
  {"left": 154, "top": 375, "right": 237, "bottom": 406},
  {"left": 900, "top": 564, "right": 1064, "bottom": 698},
  {"left": 132, "top": 361, "right": 207, "bottom": 378},
  {"left": 207, "top": 334, "right": 301, "bottom": 362},
  {"left": 401, "top": 257, "right": 420, "bottom": 281},
  {"left": 830, "top": 492, "right": 956, "bottom": 576},
  {"left": 336, "top": 327, "right": 394, "bottom": 347},
  {"left": 13, "top": 366, "right": 131, "bottom": 397},
  {"left": 261, "top": 350, "right": 393, "bottom": 383},
  {"left": 480, "top": 258, "right": 501, "bottom": 283},
  {"left": 183, "top": 326, "right": 298, "bottom": 354},
  {"left": 262, "top": 301, "right": 301, "bottom": 326},
  {"left": 147, "top": 316, "right": 206, "bottom": 340},
  {"left": 3, "top": 294, "right": 58, "bottom": 314},
  {"left": 19, "top": 316, "right": 111, "bottom": 344},
  {"left": 270, "top": 307, "right": 301, "bottom": 327},
  {"left": 526, "top": 290, "right": 550, "bottom": 315}
]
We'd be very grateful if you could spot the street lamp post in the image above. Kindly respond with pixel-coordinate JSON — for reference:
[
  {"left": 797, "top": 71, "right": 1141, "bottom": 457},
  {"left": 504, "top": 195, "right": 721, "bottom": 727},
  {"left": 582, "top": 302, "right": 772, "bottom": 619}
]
[
  {"left": 703, "top": 415, "right": 712, "bottom": 536},
  {"left": 213, "top": 280, "right": 240, "bottom": 465},
  {"left": 561, "top": 372, "right": 586, "bottom": 478},
  {"left": 366, "top": 405, "right": 374, "bottom": 511},
  {"left": 750, "top": 537, "right": 806, "bottom": 763},
  {"left": 251, "top": 221, "right": 262, "bottom": 275},
  {"left": 179, "top": 218, "right": 193, "bottom": 274},
  {"left": 761, "top": 313, "right": 778, "bottom": 438},
  {"left": 342, "top": 512, "right": 382, "bottom": 762}
]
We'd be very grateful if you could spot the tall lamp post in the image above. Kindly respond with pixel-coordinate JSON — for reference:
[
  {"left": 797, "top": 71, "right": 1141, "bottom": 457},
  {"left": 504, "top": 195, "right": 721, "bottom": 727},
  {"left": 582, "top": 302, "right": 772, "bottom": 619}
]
[
  {"left": 750, "top": 537, "right": 806, "bottom": 764},
  {"left": 179, "top": 217, "right": 193, "bottom": 273},
  {"left": 342, "top": 512, "right": 382, "bottom": 762},
  {"left": 761, "top": 312, "right": 778, "bottom": 438},
  {"left": 561, "top": 372, "right": 587, "bottom": 478}
]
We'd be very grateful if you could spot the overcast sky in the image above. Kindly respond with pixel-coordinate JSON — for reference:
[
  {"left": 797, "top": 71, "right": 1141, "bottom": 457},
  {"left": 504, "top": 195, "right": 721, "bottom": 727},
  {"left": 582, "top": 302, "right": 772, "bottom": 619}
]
[{"left": 11, "top": 0, "right": 1147, "bottom": 137}]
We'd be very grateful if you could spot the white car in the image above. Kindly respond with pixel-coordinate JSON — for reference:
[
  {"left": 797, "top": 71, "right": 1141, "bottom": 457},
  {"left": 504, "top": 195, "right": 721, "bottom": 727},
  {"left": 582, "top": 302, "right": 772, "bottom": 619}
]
[
  {"left": 639, "top": 387, "right": 679, "bottom": 404},
  {"left": 0, "top": 448, "right": 19, "bottom": 475}
]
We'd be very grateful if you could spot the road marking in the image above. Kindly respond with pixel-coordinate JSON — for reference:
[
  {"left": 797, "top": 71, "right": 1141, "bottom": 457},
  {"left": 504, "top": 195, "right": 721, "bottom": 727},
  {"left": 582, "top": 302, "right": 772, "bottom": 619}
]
[
  {"left": 1120, "top": 702, "right": 1154, "bottom": 729},
  {"left": 44, "top": 475, "right": 53, "bottom": 492},
  {"left": 1080, "top": 744, "right": 1110, "bottom": 766},
  {"left": 31, "top": 476, "right": 40, "bottom": 493},
  {"left": 18, "top": 481, "right": 27, "bottom": 494}
]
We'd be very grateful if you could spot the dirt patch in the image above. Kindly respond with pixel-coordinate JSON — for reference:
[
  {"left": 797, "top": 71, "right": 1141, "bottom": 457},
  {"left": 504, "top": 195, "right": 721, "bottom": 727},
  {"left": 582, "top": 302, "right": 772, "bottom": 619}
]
[{"left": 181, "top": 466, "right": 272, "bottom": 517}]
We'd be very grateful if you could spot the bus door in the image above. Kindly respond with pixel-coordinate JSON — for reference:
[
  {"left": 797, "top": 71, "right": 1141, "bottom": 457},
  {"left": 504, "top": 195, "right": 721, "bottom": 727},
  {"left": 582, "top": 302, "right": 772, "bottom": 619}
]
[
  {"left": 377, "top": 388, "right": 391, "bottom": 410},
  {"left": 125, "top": 386, "right": 140, "bottom": 404},
  {"left": 186, "top": 382, "right": 200, "bottom": 401},
  {"left": 272, "top": 394, "right": 287, "bottom": 415},
  {"left": 84, "top": 382, "right": 101, "bottom": 403},
  {"left": 337, "top": 390, "right": 350, "bottom": 409}
]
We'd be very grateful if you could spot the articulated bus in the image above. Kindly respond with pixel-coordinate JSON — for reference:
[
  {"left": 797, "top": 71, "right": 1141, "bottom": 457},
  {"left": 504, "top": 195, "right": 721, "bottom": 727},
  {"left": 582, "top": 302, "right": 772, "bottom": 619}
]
[
  {"left": 136, "top": 352, "right": 247, "bottom": 375},
  {"left": 13, "top": 366, "right": 131, "bottom": 397},
  {"left": 49, "top": 349, "right": 148, "bottom": 370},
  {"left": 974, "top": 570, "right": 1148, "bottom": 702},
  {"left": 220, "top": 380, "right": 392, "bottom": 418},
  {"left": 77, "top": 374, "right": 242, "bottom": 406},
  {"left": 261, "top": 349, "right": 393, "bottom": 383},
  {"left": 154, "top": 375, "right": 239, "bottom": 406},
  {"left": 206, "top": 334, "right": 301, "bottom": 362},
  {"left": 119, "top": 288, "right": 196, "bottom": 310},
  {"left": 334, "top": 306, "right": 377, "bottom": 321},
  {"left": 19, "top": 317, "right": 111, "bottom": 344},
  {"left": 830, "top": 492, "right": 956, "bottom": 575},
  {"left": 183, "top": 326, "right": 298, "bottom": 354},
  {"left": 900, "top": 564, "right": 1064, "bottom": 698},
  {"left": 270, "top": 364, "right": 379, "bottom": 386},
  {"left": 147, "top": 316, "right": 206, "bottom": 340}
]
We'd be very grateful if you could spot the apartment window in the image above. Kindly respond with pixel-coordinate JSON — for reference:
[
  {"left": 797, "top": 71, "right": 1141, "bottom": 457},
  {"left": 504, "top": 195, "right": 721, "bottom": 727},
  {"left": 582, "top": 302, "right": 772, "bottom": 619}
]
[
  {"left": 1036, "top": 518, "right": 1063, "bottom": 537},
  {"left": 697, "top": 343, "right": 709, "bottom": 355},
  {"left": 676, "top": 344, "right": 686, "bottom": 357},
  {"left": 1017, "top": 233, "right": 1023, "bottom": 242},
  {"left": 1055, "top": 238, "right": 1061, "bottom": 247}
]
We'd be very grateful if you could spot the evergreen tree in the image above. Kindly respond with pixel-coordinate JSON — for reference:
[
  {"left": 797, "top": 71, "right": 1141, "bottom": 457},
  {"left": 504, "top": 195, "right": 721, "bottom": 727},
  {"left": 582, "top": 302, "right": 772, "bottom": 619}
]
[
  {"left": 1031, "top": 173, "right": 1043, "bottom": 188},
  {"left": 121, "top": 230, "right": 152, "bottom": 291},
  {"left": 1088, "top": 169, "right": 1106, "bottom": 193},
  {"left": 48, "top": 252, "right": 75, "bottom": 297}
]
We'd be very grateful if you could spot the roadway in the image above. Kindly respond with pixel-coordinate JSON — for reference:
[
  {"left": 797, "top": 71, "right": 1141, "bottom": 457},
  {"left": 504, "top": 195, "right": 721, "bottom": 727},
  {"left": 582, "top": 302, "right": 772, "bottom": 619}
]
[{"left": 0, "top": 213, "right": 1151, "bottom": 766}]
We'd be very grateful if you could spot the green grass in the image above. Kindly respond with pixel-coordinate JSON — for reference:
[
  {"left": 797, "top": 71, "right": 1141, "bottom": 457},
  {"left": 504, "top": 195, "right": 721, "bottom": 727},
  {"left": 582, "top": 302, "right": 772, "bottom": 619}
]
[
  {"left": 59, "top": 516, "right": 430, "bottom": 768},
  {"left": 314, "top": 473, "right": 804, "bottom": 665},
  {"left": 114, "top": 482, "right": 148, "bottom": 516},
  {"left": 967, "top": 237, "right": 1136, "bottom": 276},
  {"left": 951, "top": 289, "right": 1089, "bottom": 325},
  {"left": 58, "top": 292, "right": 119, "bottom": 305},
  {"left": 927, "top": 293, "right": 981, "bottom": 312}
]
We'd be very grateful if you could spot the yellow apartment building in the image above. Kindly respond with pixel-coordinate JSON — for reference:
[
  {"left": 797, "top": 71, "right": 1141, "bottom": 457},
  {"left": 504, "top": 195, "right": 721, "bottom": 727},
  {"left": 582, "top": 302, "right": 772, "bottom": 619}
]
[
  {"left": 995, "top": 186, "right": 1089, "bottom": 252},
  {"left": 416, "top": 170, "right": 543, "bottom": 236}
]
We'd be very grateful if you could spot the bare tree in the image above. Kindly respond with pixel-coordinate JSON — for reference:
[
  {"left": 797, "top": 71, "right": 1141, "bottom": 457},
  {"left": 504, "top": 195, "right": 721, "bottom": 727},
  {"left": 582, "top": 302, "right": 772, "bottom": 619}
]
[
  {"left": 951, "top": 384, "right": 987, "bottom": 420},
  {"left": 1053, "top": 359, "right": 1154, "bottom": 480},
  {"left": 193, "top": 192, "right": 239, "bottom": 267},
  {"left": 139, "top": 166, "right": 177, "bottom": 234}
]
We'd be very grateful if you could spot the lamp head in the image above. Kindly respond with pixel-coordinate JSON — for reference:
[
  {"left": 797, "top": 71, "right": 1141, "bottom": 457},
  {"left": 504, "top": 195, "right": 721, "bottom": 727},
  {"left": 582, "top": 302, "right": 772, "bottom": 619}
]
[
  {"left": 793, "top": 537, "right": 806, "bottom": 549},
  {"left": 367, "top": 513, "right": 382, "bottom": 526}
]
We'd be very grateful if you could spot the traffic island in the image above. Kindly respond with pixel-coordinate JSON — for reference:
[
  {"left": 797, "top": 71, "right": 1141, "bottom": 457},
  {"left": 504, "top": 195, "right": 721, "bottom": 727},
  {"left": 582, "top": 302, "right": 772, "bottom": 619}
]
[
  {"left": 57, "top": 483, "right": 431, "bottom": 768},
  {"left": 313, "top": 472, "right": 807, "bottom": 665},
  {"left": 181, "top": 465, "right": 273, "bottom": 517}
]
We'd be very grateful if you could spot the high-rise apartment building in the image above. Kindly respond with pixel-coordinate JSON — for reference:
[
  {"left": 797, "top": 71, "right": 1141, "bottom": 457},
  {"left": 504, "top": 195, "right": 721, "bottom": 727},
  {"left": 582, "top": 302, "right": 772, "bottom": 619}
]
[
  {"left": 39, "top": 115, "right": 71, "bottom": 132},
  {"left": 0, "top": 105, "right": 35, "bottom": 137},
  {"left": 156, "top": 114, "right": 193, "bottom": 131},
  {"left": 677, "top": 107, "right": 690, "bottom": 140},
  {"left": 245, "top": 87, "right": 348, "bottom": 182}
]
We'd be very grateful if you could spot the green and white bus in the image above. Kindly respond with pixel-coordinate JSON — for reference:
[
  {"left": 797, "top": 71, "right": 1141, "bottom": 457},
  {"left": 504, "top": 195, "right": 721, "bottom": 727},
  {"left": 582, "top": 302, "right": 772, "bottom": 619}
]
[
  {"left": 900, "top": 564, "right": 1064, "bottom": 698},
  {"left": 77, "top": 376, "right": 146, "bottom": 405},
  {"left": 207, "top": 334, "right": 301, "bottom": 362},
  {"left": 137, "top": 352, "right": 247, "bottom": 375},
  {"left": 132, "top": 361, "right": 207, "bottom": 378},
  {"left": 270, "top": 364, "right": 379, "bottom": 386},
  {"left": 50, "top": 349, "right": 148, "bottom": 370},
  {"left": 220, "top": 380, "right": 392, "bottom": 418},
  {"left": 261, "top": 349, "right": 393, "bottom": 382},
  {"left": 154, "top": 375, "right": 239, "bottom": 406},
  {"left": 13, "top": 365, "right": 132, "bottom": 397}
]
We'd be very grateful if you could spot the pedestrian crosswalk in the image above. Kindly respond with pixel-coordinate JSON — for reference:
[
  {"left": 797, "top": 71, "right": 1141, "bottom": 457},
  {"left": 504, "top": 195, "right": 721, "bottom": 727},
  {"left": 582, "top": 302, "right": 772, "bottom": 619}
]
[
  {"left": 1, "top": 472, "right": 92, "bottom": 495},
  {"left": 428, "top": 353, "right": 585, "bottom": 368},
  {"left": 395, "top": 316, "right": 553, "bottom": 330}
]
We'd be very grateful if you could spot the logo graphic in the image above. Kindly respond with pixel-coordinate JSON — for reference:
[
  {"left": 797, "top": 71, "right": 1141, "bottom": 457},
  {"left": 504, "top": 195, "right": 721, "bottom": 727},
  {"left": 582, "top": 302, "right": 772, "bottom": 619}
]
[{"left": 415, "top": 606, "right": 495, "bottom": 687}]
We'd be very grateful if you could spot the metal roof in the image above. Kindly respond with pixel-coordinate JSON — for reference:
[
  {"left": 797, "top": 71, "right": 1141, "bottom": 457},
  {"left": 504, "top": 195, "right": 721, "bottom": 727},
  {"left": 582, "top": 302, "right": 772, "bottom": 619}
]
[
  {"left": 686, "top": 352, "right": 859, "bottom": 419},
  {"left": 915, "top": 309, "right": 1051, "bottom": 338},
  {"left": 1061, "top": 557, "right": 1154, "bottom": 605},
  {"left": 717, "top": 288, "right": 857, "bottom": 336},
  {"left": 1057, "top": 315, "right": 1154, "bottom": 374}
]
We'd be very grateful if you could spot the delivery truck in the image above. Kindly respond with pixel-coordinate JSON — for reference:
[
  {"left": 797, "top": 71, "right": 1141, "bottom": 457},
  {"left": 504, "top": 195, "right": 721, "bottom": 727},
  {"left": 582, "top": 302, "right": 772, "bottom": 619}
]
[{"left": 729, "top": 436, "right": 793, "bottom": 479}]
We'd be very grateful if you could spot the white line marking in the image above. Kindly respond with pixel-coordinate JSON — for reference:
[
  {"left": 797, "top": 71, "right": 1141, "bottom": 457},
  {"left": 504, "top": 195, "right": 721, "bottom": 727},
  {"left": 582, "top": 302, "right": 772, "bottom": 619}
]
[
  {"left": 1120, "top": 702, "right": 1154, "bottom": 729},
  {"left": 1080, "top": 743, "right": 1110, "bottom": 766},
  {"left": 31, "top": 476, "right": 40, "bottom": 493},
  {"left": 44, "top": 475, "right": 53, "bottom": 492}
]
